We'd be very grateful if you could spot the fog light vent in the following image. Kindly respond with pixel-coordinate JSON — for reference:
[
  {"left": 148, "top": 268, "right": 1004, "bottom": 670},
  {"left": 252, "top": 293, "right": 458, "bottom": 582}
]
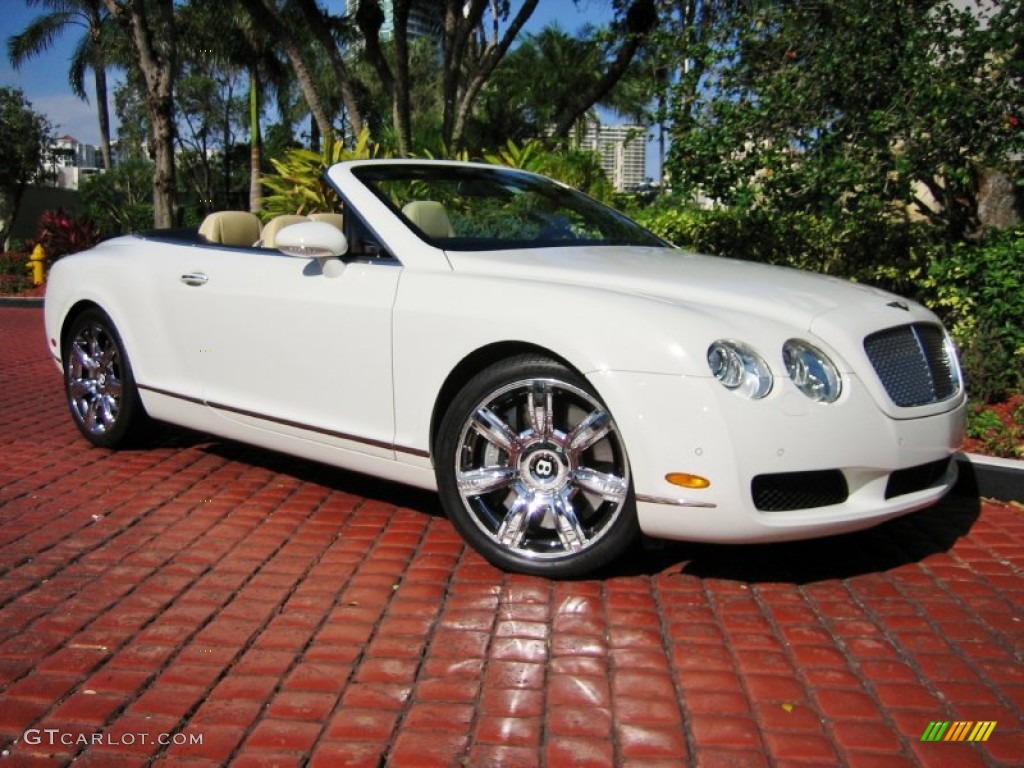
[{"left": 752, "top": 470, "right": 848, "bottom": 511}]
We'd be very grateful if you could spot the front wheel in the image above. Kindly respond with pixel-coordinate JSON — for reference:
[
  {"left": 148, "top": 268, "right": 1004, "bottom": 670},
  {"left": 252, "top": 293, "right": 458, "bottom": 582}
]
[
  {"left": 63, "top": 308, "right": 147, "bottom": 448},
  {"left": 435, "top": 355, "right": 639, "bottom": 578}
]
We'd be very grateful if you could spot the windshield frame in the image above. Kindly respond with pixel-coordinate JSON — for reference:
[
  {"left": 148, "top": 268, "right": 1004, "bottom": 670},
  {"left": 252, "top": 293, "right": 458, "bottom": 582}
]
[{"left": 349, "top": 162, "right": 668, "bottom": 252}]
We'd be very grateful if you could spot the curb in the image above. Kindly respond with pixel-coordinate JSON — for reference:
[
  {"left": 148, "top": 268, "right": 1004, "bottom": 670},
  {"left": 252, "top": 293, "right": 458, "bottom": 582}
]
[
  {"left": 956, "top": 453, "right": 1024, "bottom": 503},
  {"left": 0, "top": 296, "right": 43, "bottom": 308}
]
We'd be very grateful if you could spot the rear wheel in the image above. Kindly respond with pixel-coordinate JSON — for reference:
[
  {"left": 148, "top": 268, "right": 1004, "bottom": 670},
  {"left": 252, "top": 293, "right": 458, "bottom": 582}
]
[
  {"left": 436, "top": 355, "right": 639, "bottom": 577},
  {"left": 64, "top": 308, "right": 147, "bottom": 448}
]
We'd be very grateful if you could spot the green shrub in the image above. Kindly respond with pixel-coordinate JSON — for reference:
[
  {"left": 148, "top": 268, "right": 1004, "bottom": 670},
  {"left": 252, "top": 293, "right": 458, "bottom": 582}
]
[
  {"left": 261, "top": 129, "right": 384, "bottom": 219},
  {"left": 633, "top": 202, "right": 926, "bottom": 287},
  {"left": 966, "top": 398, "right": 1024, "bottom": 459},
  {"left": 0, "top": 248, "right": 33, "bottom": 294},
  {"left": 915, "top": 229, "right": 1024, "bottom": 402},
  {"left": 80, "top": 159, "right": 156, "bottom": 235},
  {"left": 484, "top": 140, "right": 613, "bottom": 201}
]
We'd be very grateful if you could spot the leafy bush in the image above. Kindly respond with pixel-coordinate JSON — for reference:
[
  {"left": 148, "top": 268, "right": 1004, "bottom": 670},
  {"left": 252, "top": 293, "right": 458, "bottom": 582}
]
[
  {"left": 632, "top": 201, "right": 926, "bottom": 287},
  {"left": 261, "top": 129, "right": 383, "bottom": 219},
  {"left": 80, "top": 158, "right": 155, "bottom": 235},
  {"left": 36, "top": 209, "right": 101, "bottom": 260},
  {"left": 966, "top": 397, "right": 1024, "bottom": 459},
  {"left": 0, "top": 248, "right": 33, "bottom": 294},
  {"left": 915, "top": 229, "right": 1024, "bottom": 403},
  {"left": 484, "top": 139, "right": 613, "bottom": 202}
]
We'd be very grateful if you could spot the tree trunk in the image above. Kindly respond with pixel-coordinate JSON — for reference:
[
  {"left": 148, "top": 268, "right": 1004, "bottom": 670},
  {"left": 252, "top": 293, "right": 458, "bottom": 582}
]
[
  {"left": 236, "top": 0, "right": 335, "bottom": 144},
  {"left": 355, "top": 0, "right": 403, "bottom": 149},
  {"left": 93, "top": 64, "right": 114, "bottom": 170},
  {"left": 102, "top": 0, "right": 178, "bottom": 228},
  {"left": 441, "top": 0, "right": 486, "bottom": 147},
  {"left": 222, "top": 78, "right": 233, "bottom": 209},
  {"left": 249, "top": 68, "right": 262, "bottom": 213},
  {"left": 292, "top": 0, "right": 364, "bottom": 137},
  {"left": 392, "top": 0, "right": 412, "bottom": 154},
  {"left": 444, "top": 0, "right": 540, "bottom": 151}
]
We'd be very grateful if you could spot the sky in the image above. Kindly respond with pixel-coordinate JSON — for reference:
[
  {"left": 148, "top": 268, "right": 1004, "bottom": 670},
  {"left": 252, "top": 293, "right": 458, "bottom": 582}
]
[{"left": 0, "top": 1, "right": 641, "bottom": 159}]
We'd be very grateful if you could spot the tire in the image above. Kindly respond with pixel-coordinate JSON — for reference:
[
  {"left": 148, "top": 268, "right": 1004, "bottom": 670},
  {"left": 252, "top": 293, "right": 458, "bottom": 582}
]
[
  {"left": 63, "top": 308, "right": 147, "bottom": 448},
  {"left": 435, "top": 354, "right": 639, "bottom": 578}
]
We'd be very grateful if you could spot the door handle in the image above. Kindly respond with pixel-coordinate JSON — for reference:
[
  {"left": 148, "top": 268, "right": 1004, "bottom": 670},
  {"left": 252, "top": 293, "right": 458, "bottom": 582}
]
[{"left": 180, "top": 272, "right": 208, "bottom": 286}]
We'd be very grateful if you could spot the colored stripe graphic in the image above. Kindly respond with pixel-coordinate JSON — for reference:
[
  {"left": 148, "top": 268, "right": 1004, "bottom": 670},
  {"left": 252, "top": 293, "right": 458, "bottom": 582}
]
[
  {"left": 920, "top": 721, "right": 996, "bottom": 742},
  {"left": 968, "top": 722, "right": 997, "bottom": 742},
  {"left": 945, "top": 721, "right": 971, "bottom": 741}
]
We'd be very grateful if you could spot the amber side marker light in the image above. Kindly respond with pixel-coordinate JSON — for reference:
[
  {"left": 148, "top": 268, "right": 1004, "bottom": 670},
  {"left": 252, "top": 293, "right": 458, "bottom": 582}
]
[{"left": 666, "top": 473, "right": 711, "bottom": 489}]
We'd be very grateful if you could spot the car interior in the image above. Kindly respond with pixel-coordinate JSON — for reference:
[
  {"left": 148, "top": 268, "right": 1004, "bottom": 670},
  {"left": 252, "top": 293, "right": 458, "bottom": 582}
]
[
  {"left": 193, "top": 209, "right": 400, "bottom": 262},
  {"left": 197, "top": 211, "right": 348, "bottom": 249}
]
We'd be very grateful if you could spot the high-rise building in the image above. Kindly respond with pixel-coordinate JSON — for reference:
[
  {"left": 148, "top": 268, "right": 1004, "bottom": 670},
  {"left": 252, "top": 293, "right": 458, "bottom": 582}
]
[
  {"left": 577, "top": 122, "right": 649, "bottom": 192},
  {"left": 344, "top": 0, "right": 443, "bottom": 42}
]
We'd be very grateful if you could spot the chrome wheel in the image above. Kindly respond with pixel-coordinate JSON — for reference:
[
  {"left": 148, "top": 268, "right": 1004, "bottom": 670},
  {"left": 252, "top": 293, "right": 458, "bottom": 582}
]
[
  {"left": 437, "top": 356, "right": 637, "bottom": 576},
  {"left": 68, "top": 321, "right": 124, "bottom": 436},
  {"left": 63, "top": 309, "right": 146, "bottom": 448}
]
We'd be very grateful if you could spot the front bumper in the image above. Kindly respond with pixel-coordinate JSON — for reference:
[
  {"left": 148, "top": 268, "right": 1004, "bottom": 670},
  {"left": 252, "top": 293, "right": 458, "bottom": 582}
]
[{"left": 589, "top": 369, "right": 967, "bottom": 544}]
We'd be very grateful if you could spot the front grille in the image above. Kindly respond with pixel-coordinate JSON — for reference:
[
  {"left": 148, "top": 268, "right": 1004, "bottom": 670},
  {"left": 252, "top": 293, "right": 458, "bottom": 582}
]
[
  {"left": 752, "top": 470, "right": 849, "bottom": 512},
  {"left": 885, "top": 458, "right": 952, "bottom": 499},
  {"left": 864, "top": 323, "right": 959, "bottom": 407}
]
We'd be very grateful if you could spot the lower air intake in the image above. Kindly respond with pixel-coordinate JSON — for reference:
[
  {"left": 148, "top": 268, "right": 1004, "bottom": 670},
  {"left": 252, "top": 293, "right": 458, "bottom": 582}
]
[
  {"left": 752, "top": 470, "right": 849, "bottom": 512},
  {"left": 885, "top": 458, "right": 953, "bottom": 499}
]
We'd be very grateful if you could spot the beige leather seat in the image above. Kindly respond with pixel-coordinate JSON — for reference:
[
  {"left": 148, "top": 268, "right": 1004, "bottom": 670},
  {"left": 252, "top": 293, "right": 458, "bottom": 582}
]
[
  {"left": 198, "top": 211, "right": 261, "bottom": 247},
  {"left": 259, "top": 215, "right": 309, "bottom": 248},
  {"left": 308, "top": 212, "right": 344, "bottom": 231},
  {"left": 402, "top": 201, "right": 455, "bottom": 239}
]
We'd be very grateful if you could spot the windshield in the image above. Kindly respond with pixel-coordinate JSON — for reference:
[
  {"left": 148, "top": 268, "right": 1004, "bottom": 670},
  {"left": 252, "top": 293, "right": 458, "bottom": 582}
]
[{"left": 351, "top": 164, "right": 667, "bottom": 251}]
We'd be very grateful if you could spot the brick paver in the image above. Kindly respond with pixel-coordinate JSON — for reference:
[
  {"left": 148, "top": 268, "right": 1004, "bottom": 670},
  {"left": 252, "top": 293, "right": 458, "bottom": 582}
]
[{"left": 1, "top": 305, "right": 1022, "bottom": 766}]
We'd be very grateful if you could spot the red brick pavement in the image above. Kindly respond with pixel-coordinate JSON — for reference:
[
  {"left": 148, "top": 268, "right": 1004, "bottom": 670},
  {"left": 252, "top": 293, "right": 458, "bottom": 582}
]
[{"left": 0, "top": 305, "right": 1022, "bottom": 767}]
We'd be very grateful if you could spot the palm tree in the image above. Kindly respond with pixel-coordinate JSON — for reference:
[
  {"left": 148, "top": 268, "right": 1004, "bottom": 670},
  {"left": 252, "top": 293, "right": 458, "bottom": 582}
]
[{"left": 8, "top": 0, "right": 117, "bottom": 171}]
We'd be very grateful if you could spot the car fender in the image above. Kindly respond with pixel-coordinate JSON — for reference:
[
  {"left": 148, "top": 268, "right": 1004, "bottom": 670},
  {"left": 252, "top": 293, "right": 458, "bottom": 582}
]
[
  {"left": 391, "top": 268, "right": 786, "bottom": 463},
  {"left": 44, "top": 238, "right": 194, "bottom": 400}
]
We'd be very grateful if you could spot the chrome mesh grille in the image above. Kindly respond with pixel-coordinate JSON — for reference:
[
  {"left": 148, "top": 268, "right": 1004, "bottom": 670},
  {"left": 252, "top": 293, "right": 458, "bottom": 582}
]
[{"left": 864, "top": 324, "right": 959, "bottom": 407}]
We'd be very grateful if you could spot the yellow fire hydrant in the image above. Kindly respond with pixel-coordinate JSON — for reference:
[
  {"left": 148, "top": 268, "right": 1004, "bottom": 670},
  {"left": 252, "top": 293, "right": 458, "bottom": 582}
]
[{"left": 26, "top": 244, "right": 46, "bottom": 286}]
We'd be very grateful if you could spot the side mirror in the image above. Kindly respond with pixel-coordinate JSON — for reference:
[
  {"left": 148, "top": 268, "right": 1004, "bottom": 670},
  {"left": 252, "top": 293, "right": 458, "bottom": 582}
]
[
  {"left": 276, "top": 221, "right": 348, "bottom": 277},
  {"left": 276, "top": 221, "right": 348, "bottom": 258}
]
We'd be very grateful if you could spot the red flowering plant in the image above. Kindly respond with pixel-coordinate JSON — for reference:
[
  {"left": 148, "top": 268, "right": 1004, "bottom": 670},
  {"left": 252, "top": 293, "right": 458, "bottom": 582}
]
[{"left": 36, "top": 208, "right": 101, "bottom": 261}]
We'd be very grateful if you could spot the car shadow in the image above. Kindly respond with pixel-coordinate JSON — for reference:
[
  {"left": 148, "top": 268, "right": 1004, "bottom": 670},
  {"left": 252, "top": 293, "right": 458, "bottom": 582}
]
[
  {"left": 174, "top": 429, "right": 446, "bottom": 518},
  {"left": 145, "top": 424, "right": 983, "bottom": 586},
  {"left": 603, "top": 490, "right": 982, "bottom": 584}
]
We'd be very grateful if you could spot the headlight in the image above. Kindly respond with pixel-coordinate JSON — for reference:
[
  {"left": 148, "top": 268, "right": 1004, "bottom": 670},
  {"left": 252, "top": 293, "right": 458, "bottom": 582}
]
[
  {"left": 707, "top": 340, "right": 773, "bottom": 399},
  {"left": 783, "top": 339, "right": 842, "bottom": 403}
]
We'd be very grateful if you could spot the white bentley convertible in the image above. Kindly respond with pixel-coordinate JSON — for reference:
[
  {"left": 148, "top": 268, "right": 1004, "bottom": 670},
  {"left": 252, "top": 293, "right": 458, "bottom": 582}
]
[{"left": 44, "top": 160, "right": 967, "bottom": 577}]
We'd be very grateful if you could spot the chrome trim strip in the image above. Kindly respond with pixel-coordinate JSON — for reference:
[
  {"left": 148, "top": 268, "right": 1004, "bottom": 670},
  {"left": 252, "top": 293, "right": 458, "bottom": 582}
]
[
  {"left": 138, "top": 384, "right": 204, "bottom": 406},
  {"left": 635, "top": 493, "right": 717, "bottom": 509},
  {"left": 137, "top": 383, "right": 431, "bottom": 459}
]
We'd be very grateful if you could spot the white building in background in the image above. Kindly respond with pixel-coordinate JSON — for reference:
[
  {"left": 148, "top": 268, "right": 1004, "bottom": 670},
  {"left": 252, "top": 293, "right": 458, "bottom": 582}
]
[
  {"left": 49, "top": 135, "right": 103, "bottom": 191},
  {"left": 577, "top": 122, "right": 649, "bottom": 193}
]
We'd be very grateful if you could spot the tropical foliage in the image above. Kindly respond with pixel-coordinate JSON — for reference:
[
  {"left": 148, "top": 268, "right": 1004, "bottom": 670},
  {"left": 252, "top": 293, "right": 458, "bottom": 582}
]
[
  {"left": 35, "top": 208, "right": 101, "bottom": 260},
  {"left": 0, "top": 87, "right": 51, "bottom": 246},
  {"left": 260, "top": 129, "right": 384, "bottom": 218}
]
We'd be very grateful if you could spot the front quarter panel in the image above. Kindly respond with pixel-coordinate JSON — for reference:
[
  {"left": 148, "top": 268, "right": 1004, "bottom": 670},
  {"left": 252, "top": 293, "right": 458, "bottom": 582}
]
[{"left": 390, "top": 268, "right": 745, "bottom": 462}]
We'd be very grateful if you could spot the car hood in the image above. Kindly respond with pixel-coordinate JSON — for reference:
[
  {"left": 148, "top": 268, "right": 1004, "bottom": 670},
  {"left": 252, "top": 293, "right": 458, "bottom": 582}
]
[{"left": 446, "top": 245, "right": 910, "bottom": 332}]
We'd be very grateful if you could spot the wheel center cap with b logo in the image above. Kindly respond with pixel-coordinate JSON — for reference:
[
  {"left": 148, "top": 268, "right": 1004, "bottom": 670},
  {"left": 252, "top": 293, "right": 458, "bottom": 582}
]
[{"left": 521, "top": 446, "right": 568, "bottom": 490}]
